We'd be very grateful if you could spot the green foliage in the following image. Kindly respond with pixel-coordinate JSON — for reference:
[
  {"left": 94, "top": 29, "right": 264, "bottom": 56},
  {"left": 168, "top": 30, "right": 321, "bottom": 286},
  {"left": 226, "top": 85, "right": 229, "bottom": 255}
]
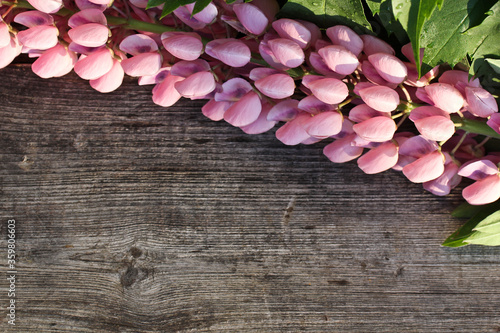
[{"left": 278, "top": 0, "right": 372, "bottom": 33}]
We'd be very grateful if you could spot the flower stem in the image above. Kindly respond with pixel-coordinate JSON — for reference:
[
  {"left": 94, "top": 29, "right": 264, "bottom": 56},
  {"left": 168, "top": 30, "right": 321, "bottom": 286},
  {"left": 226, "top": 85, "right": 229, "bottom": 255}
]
[{"left": 452, "top": 115, "right": 500, "bottom": 140}]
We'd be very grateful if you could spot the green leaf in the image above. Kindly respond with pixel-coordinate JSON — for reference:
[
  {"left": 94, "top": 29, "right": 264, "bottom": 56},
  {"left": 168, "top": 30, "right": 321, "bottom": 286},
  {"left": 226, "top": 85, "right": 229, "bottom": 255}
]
[
  {"left": 472, "top": 211, "right": 500, "bottom": 234},
  {"left": 278, "top": 0, "right": 372, "bottom": 33},
  {"left": 392, "top": 0, "right": 444, "bottom": 76},
  {"left": 486, "top": 58, "right": 500, "bottom": 74},
  {"left": 146, "top": 0, "right": 167, "bottom": 9},
  {"left": 419, "top": 0, "right": 500, "bottom": 74},
  {"left": 192, "top": 0, "right": 213, "bottom": 15},
  {"left": 365, "top": 0, "right": 408, "bottom": 44},
  {"left": 464, "top": 231, "right": 500, "bottom": 246}
]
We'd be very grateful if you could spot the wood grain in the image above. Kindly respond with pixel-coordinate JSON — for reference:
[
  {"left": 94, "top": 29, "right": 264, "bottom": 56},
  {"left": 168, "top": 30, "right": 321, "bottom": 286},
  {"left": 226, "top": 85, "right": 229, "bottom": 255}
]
[{"left": 1, "top": 65, "right": 500, "bottom": 332}]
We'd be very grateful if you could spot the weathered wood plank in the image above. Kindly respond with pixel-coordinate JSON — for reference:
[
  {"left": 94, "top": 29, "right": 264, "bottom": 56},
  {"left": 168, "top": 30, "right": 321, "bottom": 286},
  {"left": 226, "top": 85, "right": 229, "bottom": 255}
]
[{"left": 1, "top": 65, "right": 500, "bottom": 332}]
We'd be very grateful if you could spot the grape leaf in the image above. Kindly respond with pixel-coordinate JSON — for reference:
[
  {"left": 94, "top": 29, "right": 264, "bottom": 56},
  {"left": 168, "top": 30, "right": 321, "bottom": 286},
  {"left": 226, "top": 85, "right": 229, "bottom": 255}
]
[
  {"left": 278, "top": 0, "right": 372, "bottom": 33},
  {"left": 419, "top": 0, "right": 500, "bottom": 74},
  {"left": 364, "top": 0, "right": 408, "bottom": 44},
  {"left": 391, "top": 0, "right": 444, "bottom": 76}
]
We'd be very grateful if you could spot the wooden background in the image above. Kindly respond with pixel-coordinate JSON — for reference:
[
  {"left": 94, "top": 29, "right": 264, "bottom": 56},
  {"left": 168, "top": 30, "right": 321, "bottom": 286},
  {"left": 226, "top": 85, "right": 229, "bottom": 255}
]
[{"left": 1, "top": 65, "right": 500, "bottom": 332}]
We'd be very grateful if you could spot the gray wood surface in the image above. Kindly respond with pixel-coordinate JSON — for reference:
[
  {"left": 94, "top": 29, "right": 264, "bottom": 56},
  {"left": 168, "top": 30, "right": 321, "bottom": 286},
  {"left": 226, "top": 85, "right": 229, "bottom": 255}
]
[{"left": 1, "top": 65, "right": 500, "bottom": 332}]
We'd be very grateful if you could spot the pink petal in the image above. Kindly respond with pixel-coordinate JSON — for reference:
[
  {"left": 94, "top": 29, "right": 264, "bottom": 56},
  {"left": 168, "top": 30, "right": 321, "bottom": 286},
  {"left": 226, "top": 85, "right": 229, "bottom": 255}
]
[
  {"left": 352, "top": 116, "right": 396, "bottom": 142},
  {"left": 359, "top": 86, "right": 399, "bottom": 112},
  {"left": 272, "top": 19, "right": 311, "bottom": 49},
  {"left": 360, "top": 34, "right": 394, "bottom": 56},
  {"left": 403, "top": 151, "right": 445, "bottom": 183},
  {"left": 119, "top": 34, "right": 158, "bottom": 56},
  {"left": 318, "top": 45, "right": 359, "bottom": 75},
  {"left": 32, "top": 44, "right": 77, "bottom": 78},
  {"left": 349, "top": 104, "right": 390, "bottom": 122},
  {"left": 423, "top": 160, "right": 461, "bottom": 196},
  {"left": 240, "top": 101, "right": 276, "bottom": 134},
  {"left": 68, "top": 23, "right": 109, "bottom": 48},
  {"left": 215, "top": 78, "right": 252, "bottom": 102},
  {"left": 74, "top": 47, "right": 114, "bottom": 80},
  {"left": 323, "top": 134, "right": 363, "bottom": 163},
  {"left": 75, "top": 0, "right": 107, "bottom": 10},
  {"left": 297, "top": 20, "right": 321, "bottom": 46},
  {"left": 301, "top": 74, "right": 323, "bottom": 90},
  {"left": 409, "top": 106, "right": 450, "bottom": 121},
  {"left": 401, "top": 42, "right": 423, "bottom": 65},
  {"left": 251, "top": 0, "right": 280, "bottom": 21},
  {"left": 425, "top": 83, "right": 464, "bottom": 113},
  {"left": 249, "top": 67, "right": 281, "bottom": 81},
  {"left": 326, "top": 25, "right": 363, "bottom": 56},
  {"left": 14, "top": 11, "right": 54, "bottom": 28},
  {"left": 224, "top": 91, "right": 262, "bottom": 127},
  {"left": 17, "top": 25, "right": 58, "bottom": 50},
  {"left": 361, "top": 60, "right": 393, "bottom": 86},
  {"left": 173, "top": 6, "right": 206, "bottom": 30},
  {"left": 121, "top": 52, "right": 161, "bottom": 77},
  {"left": 368, "top": 53, "right": 408, "bottom": 84},
  {"left": 298, "top": 95, "right": 336, "bottom": 114},
  {"left": 308, "top": 52, "right": 342, "bottom": 77},
  {"left": 415, "top": 87, "right": 434, "bottom": 105},
  {"left": 89, "top": 59, "right": 124, "bottom": 93},
  {"left": 186, "top": 3, "right": 218, "bottom": 23},
  {"left": 138, "top": 68, "right": 170, "bottom": 85},
  {"left": 303, "top": 111, "right": 343, "bottom": 138},
  {"left": 152, "top": 74, "right": 184, "bottom": 107},
  {"left": 174, "top": 71, "right": 215, "bottom": 99},
  {"left": 202, "top": 99, "right": 232, "bottom": 121},
  {"left": 458, "top": 160, "right": 499, "bottom": 180},
  {"left": 462, "top": 174, "right": 500, "bottom": 205},
  {"left": 267, "top": 99, "right": 300, "bottom": 121},
  {"left": 27, "top": 0, "right": 62, "bottom": 13},
  {"left": 89, "top": 0, "right": 111, "bottom": 4},
  {"left": 161, "top": 32, "right": 202, "bottom": 61},
  {"left": 275, "top": 112, "right": 311, "bottom": 145},
  {"left": 487, "top": 113, "right": 500, "bottom": 135},
  {"left": 399, "top": 135, "right": 439, "bottom": 158},
  {"left": 68, "top": 8, "right": 107, "bottom": 28},
  {"left": 465, "top": 86, "right": 498, "bottom": 118},
  {"left": 413, "top": 116, "right": 455, "bottom": 142},
  {"left": 308, "top": 78, "right": 348, "bottom": 104},
  {"left": 357, "top": 141, "right": 399, "bottom": 174},
  {"left": 205, "top": 39, "right": 250, "bottom": 67},
  {"left": 255, "top": 74, "right": 295, "bottom": 99},
  {"left": 268, "top": 38, "right": 304, "bottom": 68},
  {"left": 0, "top": 35, "right": 22, "bottom": 69},
  {"left": 259, "top": 38, "right": 289, "bottom": 70},
  {"left": 353, "top": 81, "right": 375, "bottom": 96},
  {"left": 170, "top": 59, "right": 210, "bottom": 78},
  {"left": 233, "top": 3, "right": 268, "bottom": 35},
  {"left": 0, "top": 21, "right": 9, "bottom": 48},
  {"left": 439, "top": 70, "right": 480, "bottom": 92}
]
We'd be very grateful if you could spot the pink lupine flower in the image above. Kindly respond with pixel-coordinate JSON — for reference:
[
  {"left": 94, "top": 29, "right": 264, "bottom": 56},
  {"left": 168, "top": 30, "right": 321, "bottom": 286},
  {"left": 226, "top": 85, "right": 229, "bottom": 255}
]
[
  {"left": 404, "top": 62, "right": 439, "bottom": 87},
  {"left": 423, "top": 153, "right": 461, "bottom": 196},
  {"left": 152, "top": 73, "right": 184, "bottom": 107},
  {"left": 68, "top": 8, "right": 107, "bottom": 28},
  {"left": 326, "top": 25, "right": 363, "bottom": 56},
  {"left": 249, "top": 67, "right": 281, "bottom": 81},
  {"left": 161, "top": 32, "right": 203, "bottom": 61},
  {"left": 357, "top": 141, "right": 399, "bottom": 174},
  {"left": 0, "top": 34, "right": 22, "bottom": 69},
  {"left": 174, "top": 71, "right": 216, "bottom": 99},
  {"left": 323, "top": 133, "right": 364, "bottom": 163},
  {"left": 487, "top": 113, "right": 500, "bottom": 135},
  {"left": 358, "top": 86, "right": 400, "bottom": 112},
  {"left": 353, "top": 116, "right": 396, "bottom": 142},
  {"left": 202, "top": 99, "right": 231, "bottom": 121},
  {"left": 368, "top": 53, "right": 408, "bottom": 84},
  {"left": 409, "top": 106, "right": 455, "bottom": 142},
  {"left": 14, "top": 11, "right": 59, "bottom": 50},
  {"left": 360, "top": 34, "right": 394, "bottom": 56},
  {"left": 361, "top": 60, "right": 395, "bottom": 87},
  {"left": 353, "top": 81, "right": 375, "bottom": 96},
  {"left": 173, "top": 3, "right": 217, "bottom": 30},
  {"left": 306, "top": 77, "right": 348, "bottom": 105},
  {"left": 240, "top": 101, "right": 276, "bottom": 134},
  {"left": 302, "top": 111, "right": 343, "bottom": 139},
  {"left": 27, "top": 0, "right": 62, "bottom": 13},
  {"left": 318, "top": 45, "right": 359, "bottom": 75},
  {"left": 465, "top": 86, "right": 498, "bottom": 118},
  {"left": 401, "top": 42, "right": 424, "bottom": 65},
  {"left": 399, "top": 136, "right": 445, "bottom": 183},
  {"left": 0, "top": 19, "right": 10, "bottom": 48},
  {"left": 74, "top": 47, "right": 114, "bottom": 80},
  {"left": 254, "top": 73, "right": 295, "bottom": 99},
  {"left": 424, "top": 83, "right": 464, "bottom": 113},
  {"left": 215, "top": 77, "right": 252, "bottom": 102},
  {"left": 89, "top": 58, "right": 124, "bottom": 93},
  {"left": 258, "top": 34, "right": 289, "bottom": 70},
  {"left": 308, "top": 52, "right": 344, "bottom": 77},
  {"left": 32, "top": 43, "right": 77, "bottom": 78},
  {"left": 349, "top": 104, "right": 391, "bottom": 122},
  {"left": 267, "top": 99, "right": 300, "bottom": 121},
  {"left": 75, "top": 0, "right": 107, "bottom": 10},
  {"left": 267, "top": 38, "right": 305, "bottom": 68},
  {"left": 458, "top": 159, "right": 500, "bottom": 205},
  {"left": 275, "top": 112, "right": 313, "bottom": 145},
  {"left": 205, "top": 39, "right": 251, "bottom": 67},
  {"left": 224, "top": 91, "right": 262, "bottom": 127},
  {"left": 297, "top": 20, "right": 321, "bottom": 47},
  {"left": 119, "top": 34, "right": 161, "bottom": 77},
  {"left": 438, "top": 70, "right": 480, "bottom": 94},
  {"left": 298, "top": 95, "right": 337, "bottom": 115},
  {"left": 233, "top": 2, "right": 269, "bottom": 35},
  {"left": 272, "top": 19, "right": 311, "bottom": 49},
  {"left": 68, "top": 23, "right": 109, "bottom": 48}
]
